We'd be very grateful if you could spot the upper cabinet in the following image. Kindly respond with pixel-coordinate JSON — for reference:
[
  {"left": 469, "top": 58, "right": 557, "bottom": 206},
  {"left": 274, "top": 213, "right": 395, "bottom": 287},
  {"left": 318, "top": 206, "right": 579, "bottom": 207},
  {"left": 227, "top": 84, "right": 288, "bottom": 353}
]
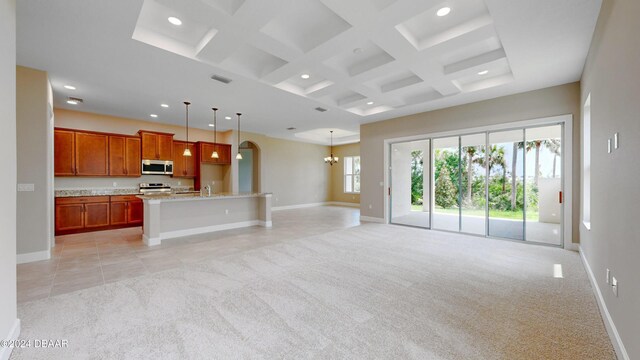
[
  {"left": 198, "top": 142, "right": 231, "bottom": 164},
  {"left": 54, "top": 129, "right": 75, "bottom": 175},
  {"left": 109, "top": 136, "right": 141, "bottom": 177},
  {"left": 172, "top": 141, "right": 197, "bottom": 177},
  {"left": 139, "top": 131, "right": 173, "bottom": 160},
  {"left": 75, "top": 131, "right": 109, "bottom": 176}
]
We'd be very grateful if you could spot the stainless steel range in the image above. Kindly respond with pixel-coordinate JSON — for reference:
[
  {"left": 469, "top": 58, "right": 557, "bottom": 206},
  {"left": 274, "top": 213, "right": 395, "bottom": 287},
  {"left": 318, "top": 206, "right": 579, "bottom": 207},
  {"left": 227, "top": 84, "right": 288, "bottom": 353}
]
[{"left": 139, "top": 183, "right": 172, "bottom": 194}]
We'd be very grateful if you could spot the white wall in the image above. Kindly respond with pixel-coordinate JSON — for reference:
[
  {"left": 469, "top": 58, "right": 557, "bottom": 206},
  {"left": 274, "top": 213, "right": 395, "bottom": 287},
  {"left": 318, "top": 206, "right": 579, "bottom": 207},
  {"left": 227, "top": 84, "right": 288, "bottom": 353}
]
[
  {"left": 580, "top": 0, "right": 640, "bottom": 358},
  {"left": 0, "top": 0, "right": 19, "bottom": 358}
]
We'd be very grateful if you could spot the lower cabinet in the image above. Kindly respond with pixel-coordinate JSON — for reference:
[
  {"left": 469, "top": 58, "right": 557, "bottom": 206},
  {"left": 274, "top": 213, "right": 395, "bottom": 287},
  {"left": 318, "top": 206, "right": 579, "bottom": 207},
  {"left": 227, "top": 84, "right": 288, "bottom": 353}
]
[{"left": 55, "top": 195, "right": 143, "bottom": 235}]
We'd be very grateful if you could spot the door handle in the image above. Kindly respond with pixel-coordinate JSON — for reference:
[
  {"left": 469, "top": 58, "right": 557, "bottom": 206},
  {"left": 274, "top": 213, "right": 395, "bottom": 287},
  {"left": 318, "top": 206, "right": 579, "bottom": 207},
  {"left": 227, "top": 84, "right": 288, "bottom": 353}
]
[{"left": 559, "top": 191, "right": 563, "bottom": 204}]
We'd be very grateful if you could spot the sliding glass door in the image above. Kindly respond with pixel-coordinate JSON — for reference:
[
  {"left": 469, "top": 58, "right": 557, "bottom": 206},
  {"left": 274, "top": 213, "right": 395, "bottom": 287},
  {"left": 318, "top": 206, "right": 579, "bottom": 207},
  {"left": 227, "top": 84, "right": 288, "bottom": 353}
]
[
  {"left": 388, "top": 122, "right": 564, "bottom": 246},
  {"left": 390, "top": 140, "right": 430, "bottom": 228}
]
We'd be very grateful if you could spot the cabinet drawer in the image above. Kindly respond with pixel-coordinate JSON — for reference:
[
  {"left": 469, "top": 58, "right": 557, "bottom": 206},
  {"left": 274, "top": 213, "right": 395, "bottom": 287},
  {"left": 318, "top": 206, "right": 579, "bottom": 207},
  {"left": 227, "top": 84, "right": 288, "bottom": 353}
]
[
  {"left": 110, "top": 195, "right": 141, "bottom": 202},
  {"left": 56, "top": 196, "right": 110, "bottom": 205}
]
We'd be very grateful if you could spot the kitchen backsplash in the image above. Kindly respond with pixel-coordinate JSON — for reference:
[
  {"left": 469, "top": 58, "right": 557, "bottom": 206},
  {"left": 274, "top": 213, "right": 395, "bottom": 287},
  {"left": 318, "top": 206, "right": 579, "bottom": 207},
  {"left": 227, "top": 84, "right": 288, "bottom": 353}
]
[{"left": 54, "top": 175, "right": 194, "bottom": 190}]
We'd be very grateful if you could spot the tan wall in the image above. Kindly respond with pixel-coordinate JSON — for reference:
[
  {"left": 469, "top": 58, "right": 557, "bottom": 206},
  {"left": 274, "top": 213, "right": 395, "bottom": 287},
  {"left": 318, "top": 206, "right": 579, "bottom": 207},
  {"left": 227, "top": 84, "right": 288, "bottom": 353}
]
[
  {"left": 0, "top": 0, "right": 17, "bottom": 350},
  {"left": 360, "top": 83, "right": 581, "bottom": 242},
  {"left": 330, "top": 143, "right": 360, "bottom": 204},
  {"left": 16, "top": 66, "right": 53, "bottom": 256},
  {"left": 579, "top": 0, "right": 640, "bottom": 357},
  {"left": 54, "top": 109, "right": 331, "bottom": 207}
]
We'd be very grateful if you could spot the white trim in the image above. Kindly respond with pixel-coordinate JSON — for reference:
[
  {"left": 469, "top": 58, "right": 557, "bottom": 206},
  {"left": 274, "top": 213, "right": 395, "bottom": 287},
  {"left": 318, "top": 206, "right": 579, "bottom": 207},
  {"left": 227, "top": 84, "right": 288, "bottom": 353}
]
[
  {"left": 143, "top": 234, "right": 161, "bottom": 246},
  {"left": 160, "top": 220, "right": 265, "bottom": 242},
  {"left": 327, "top": 201, "right": 360, "bottom": 208},
  {"left": 16, "top": 249, "right": 51, "bottom": 264},
  {"left": 272, "top": 202, "right": 328, "bottom": 211},
  {"left": 360, "top": 216, "right": 385, "bottom": 223},
  {"left": 579, "top": 246, "right": 629, "bottom": 360},
  {"left": 0, "top": 319, "right": 20, "bottom": 360},
  {"left": 259, "top": 220, "right": 273, "bottom": 228}
]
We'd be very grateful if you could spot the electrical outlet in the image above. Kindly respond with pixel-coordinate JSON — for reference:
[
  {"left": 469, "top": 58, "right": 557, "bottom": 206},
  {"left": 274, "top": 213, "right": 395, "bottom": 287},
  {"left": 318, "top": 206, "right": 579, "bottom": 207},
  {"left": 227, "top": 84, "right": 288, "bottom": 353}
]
[
  {"left": 112, "top": 182, "right": 117, "bottom": 187},
  {"left": 225, "top": 209, "right": 229, "bottom": 215},
  {"left": 17, "top": 183, "right": 35, "bottom": 192},
  {"left": 611, "top": 277, "right": 618, "bottom": 297}
]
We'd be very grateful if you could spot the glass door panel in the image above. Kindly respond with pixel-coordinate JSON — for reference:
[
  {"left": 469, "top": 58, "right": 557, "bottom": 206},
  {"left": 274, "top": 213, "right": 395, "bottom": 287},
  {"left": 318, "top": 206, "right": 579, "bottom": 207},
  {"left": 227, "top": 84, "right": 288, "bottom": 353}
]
[
  {"left": 390, "top": 139, "right": 430, "bottom": 228},
  {"left": 525, "top": 125, "right": 563, "bottom": 245},
  {"left": 461, "top": 133, "right": 487, "bottom": 235},
  {"left": 488, "top": 130, "right": 524, "bottom": 240},
  {"left": 432, "top": 137, "right": 460, "bottom": 232}
]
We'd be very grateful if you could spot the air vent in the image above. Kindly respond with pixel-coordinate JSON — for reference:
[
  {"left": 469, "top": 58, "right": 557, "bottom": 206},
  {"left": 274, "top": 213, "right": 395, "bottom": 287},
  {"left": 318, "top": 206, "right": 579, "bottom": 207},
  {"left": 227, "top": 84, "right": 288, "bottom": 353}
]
[
  {"left": 315, "top": 107, "right": 328, "bottom": 112},
  {"left": 286, "top": 127, "right": 296, "bottom": 131},
  {"left": 210, "top": 74, "right": 232, "bottom": 84},
  {"left": 68, "top": 97, "right": 83, "bottom": 103}
]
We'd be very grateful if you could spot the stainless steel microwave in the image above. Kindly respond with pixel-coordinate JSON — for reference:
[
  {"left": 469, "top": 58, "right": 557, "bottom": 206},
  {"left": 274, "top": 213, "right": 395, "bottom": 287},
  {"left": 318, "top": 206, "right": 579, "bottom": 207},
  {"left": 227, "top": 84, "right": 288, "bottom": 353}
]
[{"left": 141, "top": 160, "right": 173, "bottom": 175}]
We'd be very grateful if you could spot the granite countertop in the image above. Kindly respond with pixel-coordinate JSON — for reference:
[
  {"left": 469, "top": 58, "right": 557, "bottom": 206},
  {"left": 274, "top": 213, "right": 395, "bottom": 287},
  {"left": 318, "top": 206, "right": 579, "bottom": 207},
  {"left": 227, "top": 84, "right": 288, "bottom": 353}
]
[
  {"left": 55, "top": 186, "right": 193, "bottom": 198},
  {"left": 137, "top": 192, "right": 272, "bottom": 202}
]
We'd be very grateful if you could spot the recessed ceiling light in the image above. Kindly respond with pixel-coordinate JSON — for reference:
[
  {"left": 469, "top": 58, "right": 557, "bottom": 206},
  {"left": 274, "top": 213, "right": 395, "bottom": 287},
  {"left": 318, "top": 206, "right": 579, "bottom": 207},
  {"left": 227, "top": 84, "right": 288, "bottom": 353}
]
[
  {"left": 66, "top": 100, "right": 78, "bottom": 105},
  {"left": 225, "top": 116, "right": 231, "bottom": 120},
  {"left": 478, "top": 70, "right": 489, "bottom": 75},
  {"left": 301, "top": 74, "right": 310, "bottom": 79},
  {"left": 150, "top": 114, "right": 158, "bottom": 118},
  {"left": 64, "top": 85, "right": 76, "bottom": 90},
  {"left": 437, "top": 7, "right": 451, "bottom": 17},
  {"left": 367, "top": 101, "right": 374, "bottom": 105},
  {"left": 168, "top": 17, "right": 182, "bottom": 26},
  {"left": 161, "top": 103, "right": 169, "bottom": 108},
  {"left": 208, "top": 123, "right": 215, "bottom": 127}
]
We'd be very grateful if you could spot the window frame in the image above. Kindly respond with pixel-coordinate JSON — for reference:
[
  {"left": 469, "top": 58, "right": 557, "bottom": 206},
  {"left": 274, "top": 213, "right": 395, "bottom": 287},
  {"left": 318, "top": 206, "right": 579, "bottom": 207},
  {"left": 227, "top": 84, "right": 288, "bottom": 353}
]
[{"left": 343, "top": 156, "right": 360, "bottom": 194}]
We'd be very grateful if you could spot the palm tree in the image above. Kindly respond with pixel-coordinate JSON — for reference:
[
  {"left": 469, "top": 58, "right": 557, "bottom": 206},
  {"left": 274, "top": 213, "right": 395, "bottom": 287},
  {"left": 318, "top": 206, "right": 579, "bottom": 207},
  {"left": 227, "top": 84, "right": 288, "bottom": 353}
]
[
  {"left": 479, "top": 145, "right": 507, "bottom": 192},
  {"left": 545, "top": 139, "right": 561, "bottom": 178},
  {"left": 511, "top": 141, "right": 532, "bottom": 210},
  {"left": 464, "top": 146, "right": 477, "bottom": 203}
]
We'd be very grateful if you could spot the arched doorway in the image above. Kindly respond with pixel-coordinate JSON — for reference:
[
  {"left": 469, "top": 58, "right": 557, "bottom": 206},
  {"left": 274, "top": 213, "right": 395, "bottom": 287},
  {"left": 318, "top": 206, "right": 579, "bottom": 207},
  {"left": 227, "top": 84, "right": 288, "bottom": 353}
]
[{"left": 238, "top": 141, "right": 260, "bottom": 193}]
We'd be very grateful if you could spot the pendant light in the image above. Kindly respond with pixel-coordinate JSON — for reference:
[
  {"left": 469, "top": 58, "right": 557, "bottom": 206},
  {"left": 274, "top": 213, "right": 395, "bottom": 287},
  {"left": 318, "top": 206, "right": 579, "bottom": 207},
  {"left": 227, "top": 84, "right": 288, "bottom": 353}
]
[
  {"left": 211, "top": 107, "right": 219, "bottom": 159},
  {"left": 324, "top": 130, "right": 339, "bottom": 165},
  {"left": 236, "top": 113, "right": 243, "bottom": 160},
  {"left": 182, "top": 101, "right": 192, "bottom": 157}
]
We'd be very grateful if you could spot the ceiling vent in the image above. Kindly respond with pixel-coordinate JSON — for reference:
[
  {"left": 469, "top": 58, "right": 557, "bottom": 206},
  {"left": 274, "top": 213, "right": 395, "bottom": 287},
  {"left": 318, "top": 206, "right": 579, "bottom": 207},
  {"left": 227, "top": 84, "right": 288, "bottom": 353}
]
[
  {"left": 315, "top": 107, "right": 328, "bottom": 112},
  {"left": 286, "top": 127, "right": 296, "bottom": 130},
  {"left": 67, "top": 97, "right": 84, "bottom": 104},
  {"left": 210, "top": 74, "right": 232, "bottom": 84}
]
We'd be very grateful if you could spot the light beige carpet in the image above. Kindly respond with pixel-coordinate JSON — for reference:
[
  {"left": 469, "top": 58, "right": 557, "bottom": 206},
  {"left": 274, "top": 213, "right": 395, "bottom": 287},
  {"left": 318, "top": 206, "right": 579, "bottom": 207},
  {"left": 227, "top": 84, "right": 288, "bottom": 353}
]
[{"left": 13, "top": 223, "right": 615, "bottom": 359}]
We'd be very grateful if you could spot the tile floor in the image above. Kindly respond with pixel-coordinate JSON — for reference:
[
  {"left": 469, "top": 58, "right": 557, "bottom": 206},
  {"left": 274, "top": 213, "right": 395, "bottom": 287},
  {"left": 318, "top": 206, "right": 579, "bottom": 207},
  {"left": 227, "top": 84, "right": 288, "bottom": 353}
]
[{"left": 17, "top": 205, "right": 361, "bottom": 303}]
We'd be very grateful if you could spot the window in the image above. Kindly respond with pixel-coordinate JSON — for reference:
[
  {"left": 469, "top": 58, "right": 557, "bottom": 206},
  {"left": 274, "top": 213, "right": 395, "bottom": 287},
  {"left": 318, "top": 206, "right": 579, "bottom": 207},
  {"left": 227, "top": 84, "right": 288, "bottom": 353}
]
[
  {"left": 582, "top": 94, "right": 591, "bottom": 229},
  {"left": 344, "top": 156, "right": 360, "bottom": 193}
]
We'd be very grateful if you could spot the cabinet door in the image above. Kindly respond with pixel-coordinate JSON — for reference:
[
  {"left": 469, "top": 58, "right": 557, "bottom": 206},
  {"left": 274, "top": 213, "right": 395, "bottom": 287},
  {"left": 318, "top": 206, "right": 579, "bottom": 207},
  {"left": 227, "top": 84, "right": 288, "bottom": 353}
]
[
  {"left": 141, "top": 132, "right": 158, "bottom": 159},
  {"left": 127, "top": 200, "right": 143, "bottom": 224},
  {"left": 55, "top": 204, "right": 84, "bottom": 231},
  {"left": 216, "top": 144, "right": 232, "bottom": 164},
  {"left": 84, "top": 202, "right": 110, "bottom": 228},
  {"left": 200, "top": 143, "right": 216, "bottom": 164},
  {"left": 75, "top": 132, "right": 109, "bottom": 176},
  {"left": 185, "top": 143, "right": 197, "bottom": 176},
  {"left": 125, "top": 137, "right": 141, "bottom": 176},
  {"left": 54, "top": 129, "right": 76, "bottom": 175},
  {"left": 110, "top": 201, "right": 127, "bottom": 225},
  {"left": 157, "top": 134, "right": 174, "bottom": 160},
  {"left": 109, "top": 136, "right": 126, "bottom": 176},
  {"left": 173, "top": 141, "right": 187, "bottom": 177}
]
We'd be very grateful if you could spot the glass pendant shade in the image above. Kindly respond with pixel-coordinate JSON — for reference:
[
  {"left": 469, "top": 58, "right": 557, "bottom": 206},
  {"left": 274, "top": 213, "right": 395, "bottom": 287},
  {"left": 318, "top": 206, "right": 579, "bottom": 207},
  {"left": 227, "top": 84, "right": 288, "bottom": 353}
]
[
  {"left": 211, "top": 151, "right": 219, "bottom": 159},
  {"left": 236, "top": 112, "right": 243, "bottom": 161},
  {"left": 183, "top": 148, "right": 192, "bottom": 157},
  {"left": 183, "top": 101, "right": 191, "bottom": 156},
  {"left": 236, "top": 152, "right": 243, "bottom": 160},
  {"left": 211, "top": 107, "right": 219, "bottom": 158}
]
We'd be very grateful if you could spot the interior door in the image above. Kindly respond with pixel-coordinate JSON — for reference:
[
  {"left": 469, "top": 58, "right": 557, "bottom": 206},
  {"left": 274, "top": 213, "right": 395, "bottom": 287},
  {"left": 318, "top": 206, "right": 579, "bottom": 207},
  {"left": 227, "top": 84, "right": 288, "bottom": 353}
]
[{"left": 390, "top": 139, "right": 430, "bottom": 228}]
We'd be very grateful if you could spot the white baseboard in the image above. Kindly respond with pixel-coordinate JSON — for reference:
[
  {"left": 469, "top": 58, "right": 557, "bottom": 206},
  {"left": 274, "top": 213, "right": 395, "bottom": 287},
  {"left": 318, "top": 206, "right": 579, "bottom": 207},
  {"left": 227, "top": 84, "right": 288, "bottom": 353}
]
[
  {"left": 579, "top": 246, "right": 629, "bottom": 360},
  {"left": 0, "top": 319, "right": 20, "bottom": 360},
  {"left": 564, "top": 241, "right": 578, "bottom": 251},
  {"left": 143, "top": 234, "right": 161, "bottom": 246},
  {"left": 259, "top": 220, "right": 273, "bottom": 228},
  {"left": 327, "top": 202, "right": 360, "bottom": 208},
  {"left": 157, "top": 220, "right": 265, "bottom": 244},
  {"left": 17, "top": 249, "right": 51, "bottom": 264},
  {"left": 360, "top": 216, "right": 385, "bottom": 223},
  {"left": 272, "top": 202, "right": 328, "bottom": 211}
]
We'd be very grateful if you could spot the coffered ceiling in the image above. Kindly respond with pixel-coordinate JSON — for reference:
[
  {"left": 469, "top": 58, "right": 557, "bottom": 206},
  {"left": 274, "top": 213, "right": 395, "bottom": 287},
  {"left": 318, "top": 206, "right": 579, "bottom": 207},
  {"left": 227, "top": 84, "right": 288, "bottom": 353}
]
[{"left": 17, "top": 0, "right": 601, "bottom": 145}]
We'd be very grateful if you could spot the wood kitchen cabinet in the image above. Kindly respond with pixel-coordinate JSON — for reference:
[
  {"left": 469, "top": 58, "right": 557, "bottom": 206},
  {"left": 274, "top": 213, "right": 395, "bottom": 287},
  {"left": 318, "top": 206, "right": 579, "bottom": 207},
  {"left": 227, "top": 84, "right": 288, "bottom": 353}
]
[
  {"left": 139, "top": 130, "right": 174, "bottom": 160},
  {"left": 109, "top": 136, "right": 141, "bottom": 176},
  {"left": 110, "top": 195, "right": 143, "bottom": 225},
  {"left": 55, "top": 196, "right": 110, "bottom": 233},
  {"left": 75, "top": 131, "right": 109, "bottom": 176},
  {"left": 54, "top": 129, "right": 76, "bottom": 176},
  {"left": 198, "top": 142, "right": 231, "bottom": 164},
  {"left": 173, "top": 141, "right": 197, "bottom": 177}
]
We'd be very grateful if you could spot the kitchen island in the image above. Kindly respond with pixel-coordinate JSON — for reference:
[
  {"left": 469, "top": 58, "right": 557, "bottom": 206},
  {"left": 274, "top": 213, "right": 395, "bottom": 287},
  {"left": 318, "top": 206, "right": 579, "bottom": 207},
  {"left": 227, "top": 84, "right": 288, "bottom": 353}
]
[{"left": 138, "top": 193, "right": 272, "bottom": 246}]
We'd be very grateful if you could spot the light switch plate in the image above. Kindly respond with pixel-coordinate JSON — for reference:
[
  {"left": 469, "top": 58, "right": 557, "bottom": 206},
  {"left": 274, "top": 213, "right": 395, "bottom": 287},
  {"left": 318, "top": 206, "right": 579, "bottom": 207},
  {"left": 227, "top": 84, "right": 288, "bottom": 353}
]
[
  {"left": 607, "top": 139, "right": 612, "bottom": 154},
  {"left": 17, "top": 183, "right": 35, "bottom": 192},
  {"left": 606, "top": 269, "right": 610, "bottom": 284},
  {"left": 614, "top": 133, "right": 619, "bottom": 149},
  {"left": 611, "top": 276, "right": 618, "bottom": 297}
]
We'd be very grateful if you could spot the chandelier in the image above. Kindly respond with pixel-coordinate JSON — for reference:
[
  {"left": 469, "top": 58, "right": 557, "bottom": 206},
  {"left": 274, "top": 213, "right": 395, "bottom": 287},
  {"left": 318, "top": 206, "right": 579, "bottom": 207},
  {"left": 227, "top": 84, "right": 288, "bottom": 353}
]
[{"left": 324, "top": 130, "right": 339, "bottom": 165}]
